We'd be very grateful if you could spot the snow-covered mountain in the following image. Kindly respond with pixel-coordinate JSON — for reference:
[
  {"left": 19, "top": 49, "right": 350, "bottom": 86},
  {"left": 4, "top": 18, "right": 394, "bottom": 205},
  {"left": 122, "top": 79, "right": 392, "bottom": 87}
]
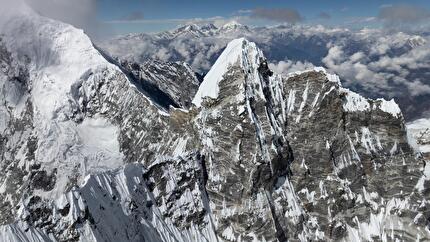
[
  {"left": 0, "top": 6, "right": 430, "bottom": 242},
  {"left": 407, "top": 118, "right": 430, "bottom": 158},
  {"left": 100, "top": 22, "right": 430, "bottom": 121}
]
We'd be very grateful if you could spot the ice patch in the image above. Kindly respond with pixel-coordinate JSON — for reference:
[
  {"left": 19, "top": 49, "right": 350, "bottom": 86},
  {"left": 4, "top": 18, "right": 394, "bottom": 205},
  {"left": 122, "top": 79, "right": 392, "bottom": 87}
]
[
  {"left": 342, "top": 89, "right": 370, "bottom": 112},
  {"left": 374, "top": 98, "right": 401, "bottom": 119},
  {"left": 78, "top": 118, "right": 120, "bottom": 153},
  {"left": 76, "top": 116, "right": 124, "bottom": 173}
]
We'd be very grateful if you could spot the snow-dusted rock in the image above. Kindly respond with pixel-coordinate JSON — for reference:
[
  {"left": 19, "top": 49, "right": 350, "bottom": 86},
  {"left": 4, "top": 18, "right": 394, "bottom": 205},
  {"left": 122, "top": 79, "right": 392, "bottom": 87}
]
[
  {"left": 0, "top": 6, "right": 429, "bottom": 241},
  {"left": 118, "top": 59, "right": 201, "bottom": 109},
  {"left": 407, "top": 118, "right": 430, "bottom": 155}
]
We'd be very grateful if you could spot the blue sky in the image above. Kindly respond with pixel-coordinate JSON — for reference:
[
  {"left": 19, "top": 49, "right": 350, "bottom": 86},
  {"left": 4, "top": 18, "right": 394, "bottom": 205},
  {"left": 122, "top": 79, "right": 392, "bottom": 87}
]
[{"left": 97, "top": 0, "right": 430, "bottom": 34}]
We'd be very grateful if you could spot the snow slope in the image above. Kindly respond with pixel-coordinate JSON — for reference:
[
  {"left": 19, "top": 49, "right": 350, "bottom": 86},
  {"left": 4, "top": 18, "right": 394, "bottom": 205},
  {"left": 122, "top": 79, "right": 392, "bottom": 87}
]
[
  {"left": 0, "top": 6, "right": 127, "bottom": 198},
  {"left": 192, "top": 38, "right": 264, "bottom": 107},
  {"left": 407, "top": 118, "right": 430, "bottom": 153},
  {"left": 0, "top": 5, "right": 218, "bottom": 241}
]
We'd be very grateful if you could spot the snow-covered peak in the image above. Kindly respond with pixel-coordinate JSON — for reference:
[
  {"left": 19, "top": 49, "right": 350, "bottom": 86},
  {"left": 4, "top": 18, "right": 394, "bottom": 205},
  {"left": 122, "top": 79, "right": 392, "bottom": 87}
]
[
  {"left": 339, "top": 90, "right": 401, "bottom": 120},
  {"left": 220, "top": 21, "right": 249, "bottom": 32},
  {"left": 200, "top": 23, "right": 218, "bottom": 32},
  {"left": 310, "top": 68, "right": 402, "bottom": 118},
  {"left": 0, "top": 7, "right": 128, "bottom": 198},
  {"left": 407, "top": 36, "right": 427, "bottom": 48},
  {"left": 222, "top": 21, "right": 243, "bottom": 28},
  {"left": 168, "top": 24, "right": 205, "bottom": 38},
  {"left": 180, "top": 24, "right": 200, "bottom": 31},
  {"left": 1, "top": 12, "right": 114, "bottom": 117},
  {"left": 192, "top": 38, "right": 264, "bottom": 107}
]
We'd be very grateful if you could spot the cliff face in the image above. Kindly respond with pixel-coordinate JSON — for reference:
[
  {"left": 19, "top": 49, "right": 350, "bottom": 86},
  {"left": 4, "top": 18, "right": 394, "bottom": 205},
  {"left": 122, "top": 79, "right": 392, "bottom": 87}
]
[
  {"left": 190, "top": 39, "right": 428, "bottom": 241},
  {"left": 115, "top": 59, "right": 201, "bottom": 109},
  {"left": 0, "top": 10, "right": 429, "bottom": 242}
]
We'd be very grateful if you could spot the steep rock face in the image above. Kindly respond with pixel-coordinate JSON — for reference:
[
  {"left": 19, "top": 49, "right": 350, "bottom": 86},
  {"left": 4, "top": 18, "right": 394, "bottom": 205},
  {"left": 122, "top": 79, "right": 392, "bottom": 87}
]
[
  {"left": 0, "top": 9, "right": 429, "bottom": 242},
  {"left": 0, "top": 36, "right": 33, "bottom": 226},
  {"left": 191, "top": 39, "right": 429, "bottom": 241},
  {"left": 118, "top": 59, "right": 201, "bottom": 109},
  {"left": 277, "top": 70, "right": 426, "bottom": 240},
  {"left": 191, "top": 38, "right": 294, "bottom": 241}
]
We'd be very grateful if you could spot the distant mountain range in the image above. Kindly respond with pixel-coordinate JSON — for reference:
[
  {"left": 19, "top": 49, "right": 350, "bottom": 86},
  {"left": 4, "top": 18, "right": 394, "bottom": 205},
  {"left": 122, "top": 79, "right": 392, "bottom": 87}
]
[{"left": 100, "top": 22, "right": 430, "bottom": 121}]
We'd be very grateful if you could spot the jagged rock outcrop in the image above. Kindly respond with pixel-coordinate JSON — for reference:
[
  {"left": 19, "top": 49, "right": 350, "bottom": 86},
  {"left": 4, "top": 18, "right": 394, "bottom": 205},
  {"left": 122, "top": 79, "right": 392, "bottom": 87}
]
[
  {"left": 117, "top": 59, "right": 201, "bottom": 109},
  {"left": 0, "top": 7, "right": 429, "bottom": 242}
]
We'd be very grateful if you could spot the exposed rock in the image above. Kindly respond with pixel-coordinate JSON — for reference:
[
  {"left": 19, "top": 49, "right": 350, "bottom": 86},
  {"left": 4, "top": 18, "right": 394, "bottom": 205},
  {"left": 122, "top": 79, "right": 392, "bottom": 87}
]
[
  {"left": 119, "top": 60, "right": 201, "bottom": 109},
  {"left": 0, "top": 10, "right": 429, "bottom": 242}
]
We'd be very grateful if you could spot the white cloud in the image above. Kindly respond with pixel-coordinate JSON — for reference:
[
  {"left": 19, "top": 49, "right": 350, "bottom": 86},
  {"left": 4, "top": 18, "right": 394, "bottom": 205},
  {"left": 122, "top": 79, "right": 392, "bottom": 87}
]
[
  {"left": 322, "top": 34, "right": 430, "bottom": 98},
  {"left": 0, "top": 0, "right": 111, "bottom": 39},
  {"left": 406, "top": 80, "right": 430, "bottom": 96},
  {"left": 28, "top": 0, "right": 113, "bottom": 39},
  {"left": 269, "top": 60, "right": 315, "bottom": 74},
  {"left": 0, "top": 0, "right": 28, "bottom": 30},
  {"left": 322, "top": 46, "right": 391, "bottom": 93}
]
